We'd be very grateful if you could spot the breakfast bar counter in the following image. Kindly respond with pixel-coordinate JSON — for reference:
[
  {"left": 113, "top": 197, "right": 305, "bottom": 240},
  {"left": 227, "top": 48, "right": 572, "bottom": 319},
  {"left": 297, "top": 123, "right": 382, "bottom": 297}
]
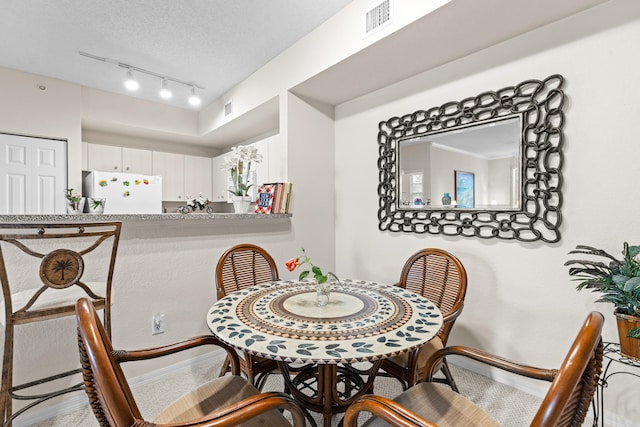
[{"left": 0, "top": 213, "right": 291, "bottom": 223}]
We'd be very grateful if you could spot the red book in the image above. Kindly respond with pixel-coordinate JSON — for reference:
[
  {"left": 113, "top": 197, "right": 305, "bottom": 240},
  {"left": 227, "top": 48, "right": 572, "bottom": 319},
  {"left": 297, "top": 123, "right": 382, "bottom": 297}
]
[{"left": 255, "top": 184, "right": 275, "bottom": 214}]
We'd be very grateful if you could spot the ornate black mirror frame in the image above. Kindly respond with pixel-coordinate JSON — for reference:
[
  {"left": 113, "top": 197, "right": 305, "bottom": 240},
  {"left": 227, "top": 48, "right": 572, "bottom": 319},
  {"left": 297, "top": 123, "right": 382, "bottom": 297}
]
[{"left": 377, "top": 74, "right": 565, "bottom": 243}]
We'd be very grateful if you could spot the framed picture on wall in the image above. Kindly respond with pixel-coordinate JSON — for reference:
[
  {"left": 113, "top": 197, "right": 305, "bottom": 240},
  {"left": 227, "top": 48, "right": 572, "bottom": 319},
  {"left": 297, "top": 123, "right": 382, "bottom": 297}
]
[{"left": 454, "top": 170, "right": 475, "bottom": 208}]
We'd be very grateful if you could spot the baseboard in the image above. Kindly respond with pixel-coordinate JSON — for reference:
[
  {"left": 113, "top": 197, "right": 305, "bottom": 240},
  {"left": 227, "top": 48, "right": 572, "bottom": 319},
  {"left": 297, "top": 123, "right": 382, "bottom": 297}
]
[{"left": 12, "top": 348, "right": 225, "bottom": 427}]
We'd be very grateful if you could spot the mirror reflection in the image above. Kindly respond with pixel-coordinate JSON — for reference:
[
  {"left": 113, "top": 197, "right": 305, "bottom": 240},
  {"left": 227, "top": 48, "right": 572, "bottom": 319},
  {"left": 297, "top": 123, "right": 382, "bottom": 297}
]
[{"left": 397, "top": 116, "right": 521, "bottom": 210}]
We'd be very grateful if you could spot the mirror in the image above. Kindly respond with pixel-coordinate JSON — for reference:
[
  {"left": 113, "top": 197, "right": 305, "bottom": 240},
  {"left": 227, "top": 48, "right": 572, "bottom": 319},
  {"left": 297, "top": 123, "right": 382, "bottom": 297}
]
[
  {"left": 398, "top": 116, "right": 521, "bottom": 210},
  {"left": 378, "top": 74, "right": 565, "bottom": 243}
]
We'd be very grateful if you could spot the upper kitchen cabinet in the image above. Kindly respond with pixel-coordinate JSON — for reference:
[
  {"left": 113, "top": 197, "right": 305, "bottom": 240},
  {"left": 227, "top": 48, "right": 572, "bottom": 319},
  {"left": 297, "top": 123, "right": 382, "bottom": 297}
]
[
  {"left": 211, "top": 152, "right": 231, "bottom": 202},
  {"left": 86, "top": 143, "right": 153, "bottom": 175},
  {"left": 152, "top": 151, "right": 212, "bottom": 202},
  {"left": 153, "top": 151, "right": 185, "bottom": 201},
  {"left": 185, "top": 154, "right": 212, "bottom": 201}
]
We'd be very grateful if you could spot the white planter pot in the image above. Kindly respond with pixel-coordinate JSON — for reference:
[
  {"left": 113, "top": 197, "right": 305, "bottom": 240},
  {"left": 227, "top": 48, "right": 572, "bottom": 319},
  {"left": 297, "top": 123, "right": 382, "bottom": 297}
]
[{"left": 231, "top": 195, "right": 252, "bottom": 213}]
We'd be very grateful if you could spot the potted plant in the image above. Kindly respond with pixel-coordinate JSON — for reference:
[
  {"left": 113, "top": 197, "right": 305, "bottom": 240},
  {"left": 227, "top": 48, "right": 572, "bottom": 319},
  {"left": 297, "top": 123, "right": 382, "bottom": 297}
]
[
  {"left": 87, "top": 197, "right": 105, "bottom": 214},
  {"left": 222, "top": 144, "right": 262, "bottom": 213},
  {"left": 566, "top": 242, "right": 640, "bottom": 359},
  {"left": 64, "top": 188, "right": 85, "bottom": 214}
]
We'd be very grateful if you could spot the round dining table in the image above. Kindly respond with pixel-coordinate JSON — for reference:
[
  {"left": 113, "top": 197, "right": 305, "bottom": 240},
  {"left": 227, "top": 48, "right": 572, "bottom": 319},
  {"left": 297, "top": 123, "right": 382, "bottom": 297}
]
[{"left": 206, "top": 279, "right": 443, "bottom": 427}]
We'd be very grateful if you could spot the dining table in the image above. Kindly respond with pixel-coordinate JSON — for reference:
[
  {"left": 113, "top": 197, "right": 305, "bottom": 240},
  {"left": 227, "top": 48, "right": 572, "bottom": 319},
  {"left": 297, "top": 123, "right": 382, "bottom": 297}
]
[{"left": 206, "top": 278, "right": 443, "bottom": 427}]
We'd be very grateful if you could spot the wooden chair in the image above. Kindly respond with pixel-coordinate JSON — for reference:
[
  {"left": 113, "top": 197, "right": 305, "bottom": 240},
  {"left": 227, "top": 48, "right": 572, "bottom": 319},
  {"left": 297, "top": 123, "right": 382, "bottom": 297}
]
[
  {"left": 215, "top": 243, "right": 280, "bottom": 388},
  {"left": 0, "top": 222, "right": 121, "bottom": 426},
  {"left": 75, "top": 298, "right": 306, "bottom": 426},
  {"left": 344, "top": 311, "right": 604, "bottom": 427},
  {"left": 380, "top": 248, "right": 467, "bottom": 391}
]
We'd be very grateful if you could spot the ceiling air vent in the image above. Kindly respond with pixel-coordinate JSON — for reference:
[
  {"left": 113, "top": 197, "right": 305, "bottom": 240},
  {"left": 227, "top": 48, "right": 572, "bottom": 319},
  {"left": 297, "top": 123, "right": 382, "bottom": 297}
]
[
  {"left": 366, "top": 0, "right": 392, "bottom": 34},
  {"left": 224, "top": 99, "right": 233, "bottom": 117}
]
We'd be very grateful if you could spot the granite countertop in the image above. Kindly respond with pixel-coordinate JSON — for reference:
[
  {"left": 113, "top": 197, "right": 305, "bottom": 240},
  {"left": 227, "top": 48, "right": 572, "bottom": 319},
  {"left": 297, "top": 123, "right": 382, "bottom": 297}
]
[{"left": 0, "top": 213, "right": 292, "bottom": 222}]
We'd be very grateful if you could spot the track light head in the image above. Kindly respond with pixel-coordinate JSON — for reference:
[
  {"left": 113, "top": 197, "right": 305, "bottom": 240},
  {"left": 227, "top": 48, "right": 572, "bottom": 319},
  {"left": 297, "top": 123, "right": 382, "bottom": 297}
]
[
  {"left": 188, "top": 86, "right": 201, "bottom": 106},
  {"left": 159, "top": 78, "right": 172, "bottom": 99},
  {"left": 80, "top": 52, "right": 205, "bottom": 105},
  {"left": 124, "top": 69, "right": 139, "bottom": 91}
]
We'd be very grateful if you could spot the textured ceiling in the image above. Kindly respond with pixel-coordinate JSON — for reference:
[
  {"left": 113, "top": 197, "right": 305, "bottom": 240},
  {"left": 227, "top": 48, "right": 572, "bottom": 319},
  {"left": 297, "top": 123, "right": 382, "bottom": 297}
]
[{"left": 0, "top": 0, "right": 352, "bottom": 110}]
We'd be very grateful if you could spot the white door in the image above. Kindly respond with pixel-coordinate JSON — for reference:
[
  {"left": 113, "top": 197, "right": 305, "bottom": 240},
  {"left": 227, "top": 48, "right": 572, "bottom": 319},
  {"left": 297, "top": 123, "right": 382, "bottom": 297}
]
[{"left": 0, "top": 133, "right": 67, "bottom": 214}]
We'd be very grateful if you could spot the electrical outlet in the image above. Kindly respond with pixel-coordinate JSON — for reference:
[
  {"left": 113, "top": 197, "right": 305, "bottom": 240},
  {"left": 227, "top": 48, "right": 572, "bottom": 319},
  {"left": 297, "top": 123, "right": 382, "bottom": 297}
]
[{"left": 152, "top": 313, "right": 165, "bottom": 335}]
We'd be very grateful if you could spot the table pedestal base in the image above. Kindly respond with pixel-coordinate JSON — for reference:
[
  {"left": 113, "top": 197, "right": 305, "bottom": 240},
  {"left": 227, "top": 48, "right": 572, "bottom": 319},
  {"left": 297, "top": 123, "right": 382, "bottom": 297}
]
[{"left": 279, "top": 360, "right": 383, "bottom": 427}]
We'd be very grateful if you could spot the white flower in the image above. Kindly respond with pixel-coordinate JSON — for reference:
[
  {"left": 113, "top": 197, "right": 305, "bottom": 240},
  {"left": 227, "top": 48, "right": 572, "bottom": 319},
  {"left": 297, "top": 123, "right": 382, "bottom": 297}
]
[
  {"left": 223, "top": 144, "right": 262, "bottom": 196},
  {"left": 221, "top": 145, "right": 262, "bottom": 171},
  {"left": 222, "top": 156, "right": 238, "bottom": 171}
]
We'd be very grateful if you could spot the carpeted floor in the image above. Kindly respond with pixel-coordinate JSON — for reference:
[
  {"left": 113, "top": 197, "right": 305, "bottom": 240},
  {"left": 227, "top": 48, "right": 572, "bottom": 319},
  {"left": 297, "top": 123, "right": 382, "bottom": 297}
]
[{"left": 29, "top": 354, "right": 592, "bottom": 427}]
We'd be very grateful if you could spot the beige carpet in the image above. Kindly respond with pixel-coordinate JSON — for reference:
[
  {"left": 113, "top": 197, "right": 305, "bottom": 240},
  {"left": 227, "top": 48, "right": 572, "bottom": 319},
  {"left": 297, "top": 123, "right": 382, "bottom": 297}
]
[{"left": 29, "top": 354, "right": 592, "bottom": 427}]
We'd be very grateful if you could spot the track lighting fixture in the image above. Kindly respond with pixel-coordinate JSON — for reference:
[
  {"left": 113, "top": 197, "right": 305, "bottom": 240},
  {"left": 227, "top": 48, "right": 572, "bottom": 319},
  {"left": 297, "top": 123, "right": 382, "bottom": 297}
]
[
  {"left": 188, "top": 86, "right": 201, "bottom": 106},
  {"left": 159, "top": 78, "right": 172, "bottom": 99},
  {"left": 124, "top": 69, "right": 139, "bottom": 91},
  {"left": 79, "top": 51, "right": 205, "bottom": 107}
]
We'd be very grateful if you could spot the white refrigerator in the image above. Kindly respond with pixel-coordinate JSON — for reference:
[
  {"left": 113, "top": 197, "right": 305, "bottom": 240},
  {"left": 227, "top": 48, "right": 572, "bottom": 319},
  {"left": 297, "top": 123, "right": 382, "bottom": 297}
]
[{"left": 84, "top": 171, "right": 162, "bottom": 214}]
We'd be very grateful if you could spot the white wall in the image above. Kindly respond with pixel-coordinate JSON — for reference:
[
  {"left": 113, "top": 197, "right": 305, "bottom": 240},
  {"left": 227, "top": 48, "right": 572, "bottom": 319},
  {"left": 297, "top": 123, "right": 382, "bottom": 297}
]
[
  {"left": 334, "top": 1, "right": 640, "bottom": 424},
  {"left": 488, "top": 157, "right": 516, "bottom": 207},
  {"left": 430, "top": 146, "right": 488, "bottom": 207},
  {"left": 0, "top": 67, "right": 83, "bottom": 191}
]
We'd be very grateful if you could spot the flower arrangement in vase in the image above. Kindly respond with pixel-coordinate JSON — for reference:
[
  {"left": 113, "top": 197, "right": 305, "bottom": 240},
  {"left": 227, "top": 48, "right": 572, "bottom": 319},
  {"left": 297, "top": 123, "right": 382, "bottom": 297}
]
[
  {"left": 222, "top": 144, "right": 262, "bottom": 213},
  {"left": 286, "top": 248, "right": 341, "bottom": 306}
]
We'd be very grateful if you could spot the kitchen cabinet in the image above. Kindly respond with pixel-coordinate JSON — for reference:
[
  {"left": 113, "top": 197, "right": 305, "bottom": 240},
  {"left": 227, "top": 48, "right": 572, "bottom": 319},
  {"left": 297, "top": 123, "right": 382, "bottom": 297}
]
[
  {"left": 185, "top": 155, "right": 212, "bottom": 201},
  {"left": 86, "top": 143, "right": 153, "bottom": 175},
  {"left": 251, "top": 139, "right": 270, "bottom": 186},
  {"left": 153, "top": 151, "right": 185, "bottom": 201},
  {"left": 211, "top": 153, "right": 231, "bottom": 202},
  {"left": 152, "top": 151, "right": 212, "bottom": 202}
]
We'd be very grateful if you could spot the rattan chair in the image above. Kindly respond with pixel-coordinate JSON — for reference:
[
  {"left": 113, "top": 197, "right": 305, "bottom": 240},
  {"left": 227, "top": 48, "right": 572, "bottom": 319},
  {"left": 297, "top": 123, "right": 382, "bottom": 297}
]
[
  {"left": 215, "top": 243, "right": 280, "bottom": 388},
  {"left": 380, "top": 248, "right": 467, "bottom": 391},
  {"left": 0, "top": 222, "right": 121, "bottom": 426},
  {"left": 75, "top": 298, "right": 306, "bottom": 426},
  {"left": 345, "top": 311, "right": 604, "bottom": 427}
]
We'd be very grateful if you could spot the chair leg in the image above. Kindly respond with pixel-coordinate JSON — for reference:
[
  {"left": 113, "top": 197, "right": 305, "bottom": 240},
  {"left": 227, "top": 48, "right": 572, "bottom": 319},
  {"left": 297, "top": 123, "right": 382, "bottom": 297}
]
[
  {"left": 245, "top": 366, "right": 256, "bottom": 386},
  {"left": 254, "top": 372, "right": 270, "bottom": 390},
  {"left": 0, "top": 322, "right": 14, "bottom": 427},
  {"left": 441, "top": 358, "right": 459, "bottom": 393},
  {"left": 218, "top": 355, "right": 231, "bottom": 377}
]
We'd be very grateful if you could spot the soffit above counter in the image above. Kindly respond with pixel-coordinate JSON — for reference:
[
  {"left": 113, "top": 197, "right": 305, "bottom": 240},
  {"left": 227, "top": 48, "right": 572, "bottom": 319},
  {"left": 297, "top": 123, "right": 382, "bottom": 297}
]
[
  {"left": 82, "top": 96, "right": 279, "bottom": 150},
  {"left": 291, "top": 0, "right": 610, "bottom": 105}
]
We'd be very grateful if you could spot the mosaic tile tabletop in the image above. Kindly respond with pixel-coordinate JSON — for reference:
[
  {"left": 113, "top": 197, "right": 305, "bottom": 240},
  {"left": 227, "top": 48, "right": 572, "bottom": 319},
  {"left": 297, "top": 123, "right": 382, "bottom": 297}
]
[{"left": 207, "top": 279, "right": 443, "bottom": 364}]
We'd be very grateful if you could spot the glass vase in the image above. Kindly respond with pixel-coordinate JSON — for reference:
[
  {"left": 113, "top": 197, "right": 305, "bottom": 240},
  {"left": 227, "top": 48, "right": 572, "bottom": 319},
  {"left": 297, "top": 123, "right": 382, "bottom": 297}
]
[{"left": 316, "top": 283, "right": 330, "bottom": 307}]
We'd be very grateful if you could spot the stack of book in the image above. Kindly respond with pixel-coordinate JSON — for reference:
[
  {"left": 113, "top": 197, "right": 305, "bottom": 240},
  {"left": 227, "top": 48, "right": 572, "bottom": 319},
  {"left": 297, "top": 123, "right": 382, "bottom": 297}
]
[{"left": 255, "top": 182, "right": 292, "bottom": 214}]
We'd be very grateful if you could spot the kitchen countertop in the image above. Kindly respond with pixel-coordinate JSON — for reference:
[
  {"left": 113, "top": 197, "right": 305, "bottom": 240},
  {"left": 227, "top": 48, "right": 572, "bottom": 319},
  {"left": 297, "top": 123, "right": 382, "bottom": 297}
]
[{"left": 0, "top": 213, "right": 292, "bottom": 223}]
